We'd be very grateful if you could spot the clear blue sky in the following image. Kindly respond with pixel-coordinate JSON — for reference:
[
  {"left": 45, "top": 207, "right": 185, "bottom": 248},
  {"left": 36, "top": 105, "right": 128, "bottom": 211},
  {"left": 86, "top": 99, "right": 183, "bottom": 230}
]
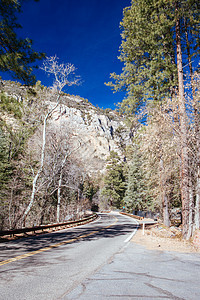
[{"left": 11, "top": 0, "right": 132, "bottom": 109}]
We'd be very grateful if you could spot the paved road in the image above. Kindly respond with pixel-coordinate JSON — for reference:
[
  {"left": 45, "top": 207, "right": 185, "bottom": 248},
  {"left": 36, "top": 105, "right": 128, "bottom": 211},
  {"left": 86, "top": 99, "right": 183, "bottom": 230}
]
[
  {"left": 1, "top": 213, "right": 200, "bottom": 300},
  {"left": 67, "top": 240, "right": 200, "bottom": 300},
  {"left": 0, "top": 212, "right": 138, "bottom": 300}
]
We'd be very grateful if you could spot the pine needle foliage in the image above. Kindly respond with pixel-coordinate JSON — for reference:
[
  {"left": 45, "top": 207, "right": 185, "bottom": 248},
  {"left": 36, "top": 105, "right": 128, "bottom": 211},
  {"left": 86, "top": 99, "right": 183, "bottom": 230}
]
[
  {"left": 101, "top": 151, "right": 126, "bottom": 209},
  {"left": 0, "top": 0, "right": 45, "bottom": 85}
]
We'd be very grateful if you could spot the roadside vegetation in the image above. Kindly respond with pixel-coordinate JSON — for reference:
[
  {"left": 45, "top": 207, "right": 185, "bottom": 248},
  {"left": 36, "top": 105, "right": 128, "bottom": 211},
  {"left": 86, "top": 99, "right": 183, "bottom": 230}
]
[
  {"left": 0, "top": 0, "right": 200, "bottom": 242},
  {"left": 105, "top": 0, "right": 200, "bottom": 239}
]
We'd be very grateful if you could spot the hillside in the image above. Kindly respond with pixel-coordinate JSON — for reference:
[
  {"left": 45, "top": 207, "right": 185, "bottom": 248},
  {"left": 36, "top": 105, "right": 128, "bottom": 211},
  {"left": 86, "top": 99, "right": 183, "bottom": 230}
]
[
  {"left": 0, "top": 80, "right": 131, "bottom": 175},
  {"left": 0, "top": 80, "right": 132, "bottom": 229}
]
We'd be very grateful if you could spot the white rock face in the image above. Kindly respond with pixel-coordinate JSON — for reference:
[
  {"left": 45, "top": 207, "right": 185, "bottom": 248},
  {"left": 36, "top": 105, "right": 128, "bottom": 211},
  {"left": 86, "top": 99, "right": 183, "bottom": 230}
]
[
  {"left": 50, "top": 95, "right": 131, "bottom": 174},
  {"left": 1, "top": 80, "right": 131, "bottom": 175}
]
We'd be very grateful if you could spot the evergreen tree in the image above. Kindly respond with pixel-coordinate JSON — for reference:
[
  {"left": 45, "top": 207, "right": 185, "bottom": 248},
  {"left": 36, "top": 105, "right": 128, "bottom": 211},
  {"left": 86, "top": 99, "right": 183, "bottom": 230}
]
[
  {"left": 101, "top": 151, "right": 126, "bottom": 209},
  {"left": 0, "top": 126, "right": 12, "bottom": 192},
  {"left": 106, "top": 0, "right": 177, "bottom": 113},
  {"left": 107, "top": 0, "right": 200, "bottom": 238},
  {"left": 0, "top": 0, "right": 45, "bottom": 85},
  {"left": 0, "top": 91, "right": 38, "bottom": 229},
  {"left": 124, "top": 148, "right": 147, "bottom": 212},
  {"left": 82, "top": 177, "right": 98, "bottom": 203},
  {"left": 107, "top": 0, "right": 199, "bottom": 114}
]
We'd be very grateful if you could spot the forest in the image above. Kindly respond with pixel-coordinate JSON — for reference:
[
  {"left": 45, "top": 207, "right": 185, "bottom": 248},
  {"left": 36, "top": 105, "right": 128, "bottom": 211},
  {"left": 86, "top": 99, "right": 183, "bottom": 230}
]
[{"left": 0, "top": 0, "right": 200, "bottom": 240}]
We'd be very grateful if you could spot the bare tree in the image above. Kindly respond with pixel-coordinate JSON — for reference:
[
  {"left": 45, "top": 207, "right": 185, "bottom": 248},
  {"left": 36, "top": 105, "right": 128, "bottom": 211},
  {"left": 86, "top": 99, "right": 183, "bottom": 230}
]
[
  {"left": 139, "top": 99, "right": 181, "bottom": 226},
  {"left": 22, "top": 56, "right": 80, "bottom": 224}
]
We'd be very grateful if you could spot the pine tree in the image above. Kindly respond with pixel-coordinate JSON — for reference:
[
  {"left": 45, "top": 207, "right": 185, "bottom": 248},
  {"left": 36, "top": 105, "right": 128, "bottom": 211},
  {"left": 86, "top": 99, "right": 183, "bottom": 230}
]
[
  {"left": 107, "top": 0, "right": 200, "bottom": 238},
  {"left": 0, "top": 0, "right": 45, "bottom": 85},
  {"left": 106, "top": 0, "right": 177, "bottom": 113},
  {"left": 124, "top": 147, "right": 147, "bottom": 213},
  {"left": 101, "top": 151, "right": 126, "bottom": 209},
  {"left": 106, "top": 0, "right": 199, "bottom": 113}
]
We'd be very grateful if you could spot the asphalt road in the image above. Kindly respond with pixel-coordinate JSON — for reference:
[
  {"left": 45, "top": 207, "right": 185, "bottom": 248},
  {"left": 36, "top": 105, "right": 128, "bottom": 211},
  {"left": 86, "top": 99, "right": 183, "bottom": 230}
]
[
  {"left": 1, "top": 213, "right": 200, "bottom": 300},
  {"left": 0, "top": 212, "right": 138, "bottom": 300},
  {"left": 67, "top": 239, "right": 200, "bottom": 300}
]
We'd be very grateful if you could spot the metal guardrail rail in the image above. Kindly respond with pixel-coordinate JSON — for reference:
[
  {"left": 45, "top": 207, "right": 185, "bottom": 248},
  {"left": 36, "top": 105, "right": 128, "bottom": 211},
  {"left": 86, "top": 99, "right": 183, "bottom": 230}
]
[
  {"left": 120, "top": 212, "right": 158, "bottom": 226},
  {"left": 120, "top": 212, "right": 144, "bottom": 221},
  {"left": 0, "top": 213, "right": 98, "bottom": 237}
]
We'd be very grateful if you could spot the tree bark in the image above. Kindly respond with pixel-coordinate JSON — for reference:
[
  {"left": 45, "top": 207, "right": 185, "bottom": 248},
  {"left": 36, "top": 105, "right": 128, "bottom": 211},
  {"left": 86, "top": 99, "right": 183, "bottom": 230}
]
[
  {"left": 57, "top": 153, "right": 68, "bottom": 223},
  {"left": 160, "top": 157, "right": 170, "bottom": 227},
  {"left": 195, "top": 167, "right": 200, "bottom": 230},
  {"left": 187, "top": 178, "right": 194, "bottom": 239},
  {"left": 163, "top": 194, "right": 170, "bottom": 227},
  {"left": 185, "top": 26, "right": 200, "bottom": 232},
  {"left": 184, "top": 17, "right": 195, "bottom": 97},
  {"left": 175, "top": 7, "right": 190, "bottom": 239}
]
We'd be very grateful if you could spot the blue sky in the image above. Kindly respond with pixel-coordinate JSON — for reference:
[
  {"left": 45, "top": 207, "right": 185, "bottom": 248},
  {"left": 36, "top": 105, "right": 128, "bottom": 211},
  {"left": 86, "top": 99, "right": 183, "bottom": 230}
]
[{"left": 11, "top": 0, "right": 132, "bottom": 109}]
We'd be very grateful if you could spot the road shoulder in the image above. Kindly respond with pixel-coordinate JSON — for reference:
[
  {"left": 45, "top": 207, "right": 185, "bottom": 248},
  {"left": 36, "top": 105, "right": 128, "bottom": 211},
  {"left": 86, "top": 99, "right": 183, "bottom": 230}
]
[{"left": 132, "top": 225, "right": 200, "bottom": 253}]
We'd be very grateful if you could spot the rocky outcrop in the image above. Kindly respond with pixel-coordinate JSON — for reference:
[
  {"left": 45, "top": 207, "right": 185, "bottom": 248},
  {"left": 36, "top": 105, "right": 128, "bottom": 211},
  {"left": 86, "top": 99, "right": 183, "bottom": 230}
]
[
  {"left": 0, "top": 80, "right": 131, "bottom": 175},
  {"left": 51, "top": 99, "right": 130, "bottom": 174}
]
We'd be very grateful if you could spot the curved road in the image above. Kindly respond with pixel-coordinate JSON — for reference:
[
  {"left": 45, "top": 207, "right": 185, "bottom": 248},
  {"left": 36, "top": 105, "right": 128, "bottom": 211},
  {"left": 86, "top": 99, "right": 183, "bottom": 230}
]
[{"left": 0, "top": 212, "right": 138, "bottom": 299}]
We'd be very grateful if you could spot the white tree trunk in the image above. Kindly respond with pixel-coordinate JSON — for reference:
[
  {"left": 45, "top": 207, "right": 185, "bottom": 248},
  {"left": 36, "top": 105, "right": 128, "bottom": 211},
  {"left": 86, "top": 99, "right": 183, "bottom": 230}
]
[
  {"left": 22, "top": 94, "right": 61, "bottom": 225},
  {"left": 163, "top": 194, "right": 170, "bottom": 227},
  {"left": 21, "top": 56, "right": 80, "bottom": 226},
  {"left": 187, "top": 180, "right": 194, "bottom": 239},
  {"left": 160, "top": 156, "right": 170, "bottom": 227},
  {"left": 57, "top": 153, "right": 68, "bottom": 223}
]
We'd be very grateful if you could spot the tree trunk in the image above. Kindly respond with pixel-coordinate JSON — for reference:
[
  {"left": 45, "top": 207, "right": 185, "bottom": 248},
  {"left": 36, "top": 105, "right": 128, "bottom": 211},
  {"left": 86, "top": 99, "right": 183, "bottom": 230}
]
[
  {"left": 187, "top": 178, "right": 194, "bottom": 239},
  {"left": 163, "top": 194, "right": 170, "bottom": 227},
  {"left": 195, "top": 167, "right": 200, "bottom": 230},
  {"left": 57, "top": 153, "right": 68, "bottom": 223},
  {"left": 22, "top": 93, "right": 61, "bottom": 225},
  {"left": 56, "top": 141, "right": 82, "bottom": 223},
  {"left": 57, "top": 176, "right": 62, "bottom": 223},
  {"left": 9, "top": 185, "right": 14, "bottom": 229},
  {"left": 159, "top": 145, "right": 170, "bottom": 227},
  {"left": 184, "top": 18, "right": 200, "bottom": 232},
  {"left": 175, "top": 7, "right": 189, "bottom": 239},
  {"left": 184, "top": 17, "right": 195, "bottom": 97}
]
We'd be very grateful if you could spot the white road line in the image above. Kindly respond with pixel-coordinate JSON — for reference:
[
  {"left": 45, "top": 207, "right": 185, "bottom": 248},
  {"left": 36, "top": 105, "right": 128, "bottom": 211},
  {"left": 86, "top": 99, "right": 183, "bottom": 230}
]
[{"left": 124, "top": 219, "right": 139, "bottom": 243}]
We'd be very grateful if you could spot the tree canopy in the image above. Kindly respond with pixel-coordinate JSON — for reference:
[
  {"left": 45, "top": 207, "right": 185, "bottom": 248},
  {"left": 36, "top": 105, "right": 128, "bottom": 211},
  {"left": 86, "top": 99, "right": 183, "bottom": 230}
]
[
  {"left": 106, "top": 0, "right": 200, "bottom": 114},
  {"left": 0, "top": 0, "right": 45, "bottom": 85}
]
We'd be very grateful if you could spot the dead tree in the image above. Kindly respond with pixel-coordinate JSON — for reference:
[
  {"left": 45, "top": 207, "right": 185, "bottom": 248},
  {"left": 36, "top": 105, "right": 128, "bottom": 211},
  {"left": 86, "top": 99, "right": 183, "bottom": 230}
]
[{"left": 22, "top": 56, "right": 80, "bottom": 225}]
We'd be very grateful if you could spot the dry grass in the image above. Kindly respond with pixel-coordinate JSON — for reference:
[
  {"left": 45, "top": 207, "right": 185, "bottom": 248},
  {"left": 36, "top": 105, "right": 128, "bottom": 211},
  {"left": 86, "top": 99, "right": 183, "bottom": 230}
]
[{"left": 132, "top": 224, "right": 200, "bottom": 253}]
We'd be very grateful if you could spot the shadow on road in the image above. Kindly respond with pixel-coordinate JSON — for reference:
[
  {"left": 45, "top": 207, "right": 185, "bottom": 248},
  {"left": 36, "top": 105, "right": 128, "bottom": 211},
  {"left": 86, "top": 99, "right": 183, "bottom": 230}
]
[{"left": 0, "top": 214, "right": 138, "bottom": 262}]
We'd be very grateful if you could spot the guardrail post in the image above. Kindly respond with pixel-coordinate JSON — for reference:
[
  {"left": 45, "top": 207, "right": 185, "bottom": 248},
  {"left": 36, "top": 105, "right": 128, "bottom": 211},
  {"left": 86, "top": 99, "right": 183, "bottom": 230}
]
[{"left": 142, "top": 223, "right": 145, "bottom": 235}]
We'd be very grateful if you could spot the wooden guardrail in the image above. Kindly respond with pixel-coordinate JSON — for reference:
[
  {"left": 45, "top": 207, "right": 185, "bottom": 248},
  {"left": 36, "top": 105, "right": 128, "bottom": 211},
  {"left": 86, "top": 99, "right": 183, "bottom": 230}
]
[{"left": 0, "top": 213, "right": 98, "bottom": 238}]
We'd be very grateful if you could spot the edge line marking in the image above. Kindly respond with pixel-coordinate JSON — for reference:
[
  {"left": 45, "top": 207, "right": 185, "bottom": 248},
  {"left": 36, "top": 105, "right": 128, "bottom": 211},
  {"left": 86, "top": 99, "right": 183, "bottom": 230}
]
[{"left": 124, "top": 218, "right": 139, "bottom": 243}]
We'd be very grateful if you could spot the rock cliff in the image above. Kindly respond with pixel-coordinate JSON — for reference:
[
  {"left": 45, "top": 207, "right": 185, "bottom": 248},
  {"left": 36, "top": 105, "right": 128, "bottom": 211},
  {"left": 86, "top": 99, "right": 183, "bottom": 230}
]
[{"left": 0, "top": 80, "right": 131, "bottom": 175}]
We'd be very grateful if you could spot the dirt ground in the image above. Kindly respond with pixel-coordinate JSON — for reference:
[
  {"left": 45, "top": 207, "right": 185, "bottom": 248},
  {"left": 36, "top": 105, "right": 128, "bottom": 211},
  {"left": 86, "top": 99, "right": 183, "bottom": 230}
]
[{"left": 132, "top": 223, "right": 200, "bottom": 253}]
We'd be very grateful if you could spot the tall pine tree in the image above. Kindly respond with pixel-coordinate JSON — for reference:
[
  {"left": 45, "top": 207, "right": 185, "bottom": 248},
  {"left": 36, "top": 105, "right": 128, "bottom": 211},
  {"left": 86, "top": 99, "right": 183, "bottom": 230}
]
[
  {"left": 124, "top": 147, "right": 147, "bottom": 213},
  {"left": 107, "top": 0, "right": 200, "bottom": 238},
  {"left": 101, "top": 151, "right": 126, "bottom": 209}
]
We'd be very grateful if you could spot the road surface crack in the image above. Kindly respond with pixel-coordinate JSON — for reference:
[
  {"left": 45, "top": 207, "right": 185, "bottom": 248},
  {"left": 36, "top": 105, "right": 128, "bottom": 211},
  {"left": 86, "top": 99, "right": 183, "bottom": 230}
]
[
  {"left": 145, "top": 283, "right": 185, "bottom": 300},
  {"left": 114, "top": 271, "right": 185, "bottom": 282}
]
